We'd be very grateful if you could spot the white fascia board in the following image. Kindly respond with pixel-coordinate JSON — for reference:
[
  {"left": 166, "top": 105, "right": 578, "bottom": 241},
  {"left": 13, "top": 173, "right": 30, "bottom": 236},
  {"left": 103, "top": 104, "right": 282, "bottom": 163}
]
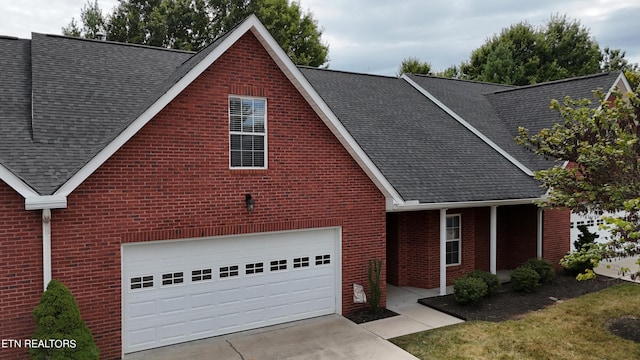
[
  {"left": 0, "top": 163, "right": 38, "bottom": 199},
  {"left": 389, "top": 197, "right": 545, "bottom": 212},
  {"left": 612, "top": 71, "right": 633, "bottom": 95},
  {"left": 250, "top": 18, "right": 405, "bottom": 205},
  {"left": 401, "top": 74, "right": 534, "bottom": 177},
  {"left": 54, "top": 16, "right": 260, "bottom": 198}
]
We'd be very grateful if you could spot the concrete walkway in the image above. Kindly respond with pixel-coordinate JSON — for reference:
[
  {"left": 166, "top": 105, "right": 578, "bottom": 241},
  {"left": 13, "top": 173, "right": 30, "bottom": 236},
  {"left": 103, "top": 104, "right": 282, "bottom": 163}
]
[
  {"left": 359, "top": 284, "right": 464, "bottom": 339},
  {"left": 595, "top": 254, "right": 640, "bottom": 281}
]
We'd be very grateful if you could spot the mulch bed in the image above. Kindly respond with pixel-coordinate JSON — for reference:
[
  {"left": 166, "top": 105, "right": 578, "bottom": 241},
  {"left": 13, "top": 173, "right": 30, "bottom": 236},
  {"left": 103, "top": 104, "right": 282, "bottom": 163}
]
[
  {"left": 608, "top": 317, "right": 640, "bottom": 343},
  {"left": 345, "top": 308, "right": 399, "bottom": 324},
  {"left": 347, "top": 273, "right": 640, "bottom": 342},
  {"left": 419, "top": 273, "right": 626, "bottom": 322}
]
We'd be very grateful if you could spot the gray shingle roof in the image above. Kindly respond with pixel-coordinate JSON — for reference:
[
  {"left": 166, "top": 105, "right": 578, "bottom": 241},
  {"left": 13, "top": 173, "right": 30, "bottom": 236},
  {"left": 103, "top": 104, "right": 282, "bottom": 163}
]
[
  {"left": 486, "top": 72, "right": 621, "bottom": 171},
  {"left": 300, "top": 67, "right": 543, "bottom": 203},
  {"left": 409, "top": 72, "right": 621, "bottom": 172},
  {"left": 0, "top": 29, "right": 623, "bottom": 205},
  {"left": 1, "top": 34, "right": 194, "bottom": 194}
]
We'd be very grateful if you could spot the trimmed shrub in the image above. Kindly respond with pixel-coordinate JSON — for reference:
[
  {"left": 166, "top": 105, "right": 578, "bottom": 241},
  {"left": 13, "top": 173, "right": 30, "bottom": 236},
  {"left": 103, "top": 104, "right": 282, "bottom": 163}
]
[
  {"left": 560, "top": 242, "right": 603, "bottom": 276},
  {"left": 31, "top": 280, "right": 99, "bottom": 360},
  {"left": 574, "top": 225, "right": 599, "bottom": 252},
  {"left": 454, "top": 276, "right": 488, "bottom": 305},
  {"left": 511, "top": 266, "right": 541, "bottom": 293},
  {"left": 367, "top": 259, "right": 383, "bottom": 313},
  {"left": 468, "top": 270, "right": 500, "bottom": 296},
  {"left": 523, "top": 258, "right": 556, "bottom": 284}
]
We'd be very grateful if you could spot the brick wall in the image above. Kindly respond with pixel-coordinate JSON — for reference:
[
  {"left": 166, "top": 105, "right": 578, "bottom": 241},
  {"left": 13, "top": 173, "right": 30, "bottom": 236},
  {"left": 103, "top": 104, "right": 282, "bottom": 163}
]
[
  {"left": 0, "top": 183, "right": 42, "bottom": 359},
  {"left": 2, "top": 32, "right": 385, "bottom": 360},
  {"left": 543, "top": 208, "right": 571, "bottom": 269},
  {"left": 388, "top": 205, "right": 569, "bottom": 289},
  {"left": 388, "top": 209, "right": 477, "bottom": 289}
]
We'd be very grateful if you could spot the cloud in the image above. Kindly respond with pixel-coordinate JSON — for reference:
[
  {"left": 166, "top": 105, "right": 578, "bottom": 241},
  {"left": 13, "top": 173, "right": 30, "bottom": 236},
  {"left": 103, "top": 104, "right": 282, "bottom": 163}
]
[{"left": 1, "top": 1, "right": 638, "bottom": 75}]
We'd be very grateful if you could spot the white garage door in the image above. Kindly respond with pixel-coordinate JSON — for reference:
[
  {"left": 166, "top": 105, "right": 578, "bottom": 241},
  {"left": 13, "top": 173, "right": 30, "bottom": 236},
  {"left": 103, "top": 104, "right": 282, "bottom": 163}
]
[{"left": 122, "top": 228, "right": 340, "bottom": 353}]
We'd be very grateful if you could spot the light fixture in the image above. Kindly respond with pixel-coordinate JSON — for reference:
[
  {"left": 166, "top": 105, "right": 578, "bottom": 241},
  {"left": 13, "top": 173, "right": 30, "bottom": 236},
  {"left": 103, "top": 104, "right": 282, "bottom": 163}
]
[{"left": 245, "top": 194, "right": 255, "bottom": 212}]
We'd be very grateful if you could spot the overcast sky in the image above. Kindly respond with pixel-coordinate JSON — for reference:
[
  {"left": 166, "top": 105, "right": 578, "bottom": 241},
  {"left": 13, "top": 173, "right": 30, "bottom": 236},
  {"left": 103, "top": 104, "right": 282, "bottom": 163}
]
[{"left": 1, "top": 0, "right": 639, "bottom": 76}]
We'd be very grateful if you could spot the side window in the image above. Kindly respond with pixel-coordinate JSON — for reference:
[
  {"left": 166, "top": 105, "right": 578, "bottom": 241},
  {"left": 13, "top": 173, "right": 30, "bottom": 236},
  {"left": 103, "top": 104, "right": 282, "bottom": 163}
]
[
  {"left": 229, "top": 96, "right": 266, "bottom": 168},
  {"left": 446, "top": 214, "right": 461, "bottom": 266}
]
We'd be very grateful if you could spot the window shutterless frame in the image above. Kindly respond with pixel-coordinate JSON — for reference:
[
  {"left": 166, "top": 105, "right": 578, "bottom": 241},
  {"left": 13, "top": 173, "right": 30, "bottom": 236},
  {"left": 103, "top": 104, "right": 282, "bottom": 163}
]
[
  {"left": 229, "top": 96, "right": 267, "bottom": 169},
  {"left": 445, "top": 214, "right": 461, "bottom": 266}
]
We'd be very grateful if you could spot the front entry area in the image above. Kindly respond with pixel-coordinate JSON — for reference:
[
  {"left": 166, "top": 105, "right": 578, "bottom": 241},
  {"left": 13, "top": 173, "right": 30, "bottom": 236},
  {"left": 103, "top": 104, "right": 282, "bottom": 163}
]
[{"left": 122, "top": 228, "right": 340, "bottom": 354}]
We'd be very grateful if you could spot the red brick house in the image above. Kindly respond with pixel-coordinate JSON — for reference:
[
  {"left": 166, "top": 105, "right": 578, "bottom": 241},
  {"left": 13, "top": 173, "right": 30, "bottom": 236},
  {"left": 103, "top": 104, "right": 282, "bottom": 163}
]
[{"left": 0, "top": 15, "right": 628, "bottom": 359}]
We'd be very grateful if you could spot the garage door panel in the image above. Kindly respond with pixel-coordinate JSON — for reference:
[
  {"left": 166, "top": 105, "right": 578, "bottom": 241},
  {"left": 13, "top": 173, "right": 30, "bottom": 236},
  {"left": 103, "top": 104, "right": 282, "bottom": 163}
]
[
  {"left": 123, "top": 228, "right": 339, "bottom": 354},
  {"left": 158, "top": 305, "right": 185, "bottom": 319},
  {"left": 159, "top": 322, "right": 187, "bottom": 342},
  {"left": 190, "top": 292, "right": 215, "bottom": 310}
]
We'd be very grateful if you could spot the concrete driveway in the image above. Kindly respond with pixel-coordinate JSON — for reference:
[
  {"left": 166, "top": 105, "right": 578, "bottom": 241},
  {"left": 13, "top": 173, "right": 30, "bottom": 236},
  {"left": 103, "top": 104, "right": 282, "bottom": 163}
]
[{"left": 124, "top": 315, "right": 418, "bottom": 360}]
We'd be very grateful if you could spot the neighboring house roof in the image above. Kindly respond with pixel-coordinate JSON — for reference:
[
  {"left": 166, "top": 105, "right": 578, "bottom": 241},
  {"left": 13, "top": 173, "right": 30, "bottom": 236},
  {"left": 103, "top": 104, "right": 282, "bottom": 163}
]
[{"left": 0, "top": 15, "right": 628, "bottom": 210}]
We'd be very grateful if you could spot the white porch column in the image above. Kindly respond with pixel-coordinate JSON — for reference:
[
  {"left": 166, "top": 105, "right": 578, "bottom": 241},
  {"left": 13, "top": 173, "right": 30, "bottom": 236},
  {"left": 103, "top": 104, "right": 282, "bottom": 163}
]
[
  {"left": 439, "top": 208, "right": 447, "bottom": 296},
  {"left": 537, "top": 208, "right": 543, "bottom": 259},
  {"left": 42, "top": 209, "right": 52, "bottom": 291},
  {"left": 490, "top": 206, "right": 497, "bottom": 275}
]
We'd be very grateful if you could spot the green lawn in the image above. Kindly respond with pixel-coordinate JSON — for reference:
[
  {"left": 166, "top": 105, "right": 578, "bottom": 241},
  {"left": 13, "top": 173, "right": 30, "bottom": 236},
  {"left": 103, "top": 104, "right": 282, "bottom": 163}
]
[{"left": 391, "top": 283, "right": 640, "bottom": 360}]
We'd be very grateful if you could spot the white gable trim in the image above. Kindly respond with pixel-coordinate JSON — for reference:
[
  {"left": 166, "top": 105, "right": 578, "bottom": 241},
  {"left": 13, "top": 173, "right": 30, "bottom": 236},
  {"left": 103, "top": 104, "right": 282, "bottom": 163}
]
[
  {"left": 46, "top": 15, "right": 403, "bottom": 206},
  {"left": 248, "top": 19, "right": 404, "bottom": 205},
  {"left": 0, "top": 163, "right": 39, "bottom": 199},
  {"left": 401, "top": 74, "right": 535, "bottom": 177},
  {"left": 53, "top": 19, "right": 256, "bottom": 198},
  {"left": 603, "top": 71, "right": 633, "bottom": 102}
]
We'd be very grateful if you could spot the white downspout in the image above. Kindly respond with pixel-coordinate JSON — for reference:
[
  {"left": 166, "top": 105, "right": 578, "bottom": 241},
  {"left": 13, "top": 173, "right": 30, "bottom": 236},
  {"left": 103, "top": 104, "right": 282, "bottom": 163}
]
[
  {"left": 490, "top": 206, "right": 497, "bottom": 275},
  {"left": 537, "top": 208, "right": 543, "bottom": 259},
  {"left": 439, "top": 208, "right": 447, "bottom": 296},
  {"left": 42, "top": 209, "right": 52, "bottom": 290}
]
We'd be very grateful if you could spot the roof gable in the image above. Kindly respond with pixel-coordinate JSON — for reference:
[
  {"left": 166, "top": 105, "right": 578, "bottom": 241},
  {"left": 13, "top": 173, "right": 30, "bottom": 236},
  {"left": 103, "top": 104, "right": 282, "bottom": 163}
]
[{"left": 3, "top": 15, "right": 400, "bottom": 209}]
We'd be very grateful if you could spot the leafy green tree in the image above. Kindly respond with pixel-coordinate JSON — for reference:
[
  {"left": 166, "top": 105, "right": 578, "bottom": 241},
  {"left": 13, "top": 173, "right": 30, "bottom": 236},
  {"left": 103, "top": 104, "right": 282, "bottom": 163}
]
[
  {"left": 459, "top": 15, "right": 602, "bottom": 85},
  {"left": 252, "top": 0, "right": 328, "bottom": 67},
  {"left": 63, "top": 0, "right": 329, "bottom": 66},
  {"left": 462, "top": 21, "right": 541, "bottom": 85},
  {"left": 397, "top": 57, "right": 432, "bottom": 76},
  {"left": 106, "top": 0, "right": 211, "bottom": 50},
  {"left": 516, "top": 86, "right": 640, "bottom": 255},
  {"left": 31, "top": 280, "right": 99, "bottom": 360},
  {"left": 541, "top": 14, "right": 602, "bottom": 80},
  {"left": 62, "top": 0, "right": 107, "bottom": 39},
  {"left": 435, "top": 64, "right": 461, "bottom": 79}
]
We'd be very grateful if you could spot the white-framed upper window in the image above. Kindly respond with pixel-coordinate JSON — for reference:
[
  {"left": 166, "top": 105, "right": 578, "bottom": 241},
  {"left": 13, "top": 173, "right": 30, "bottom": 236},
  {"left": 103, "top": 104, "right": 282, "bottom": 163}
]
[
  {"left": 229, "top": 96, "right": 266, "bottom": 168},
  {"left": 446, "top": 214, "right": 461, "bottom": 266}
]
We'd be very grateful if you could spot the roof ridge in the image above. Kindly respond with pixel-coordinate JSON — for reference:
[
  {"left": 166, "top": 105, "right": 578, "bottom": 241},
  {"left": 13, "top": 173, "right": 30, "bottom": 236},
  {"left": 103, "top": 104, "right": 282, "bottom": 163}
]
[
  {"left": 37, "top": 33, "right": 196, "bottom": 54},
  {"left": 490, "top": 71, "right": 620, "bottom": 94},
  {"left": 298, "top": 65, "right": 398, "bottom": 80},
  {"left": 401, "top": 74, "right": 535, "bottom": 177},
  {"left": 409, "top": 73, "right": 516, "bottom": 88}
]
